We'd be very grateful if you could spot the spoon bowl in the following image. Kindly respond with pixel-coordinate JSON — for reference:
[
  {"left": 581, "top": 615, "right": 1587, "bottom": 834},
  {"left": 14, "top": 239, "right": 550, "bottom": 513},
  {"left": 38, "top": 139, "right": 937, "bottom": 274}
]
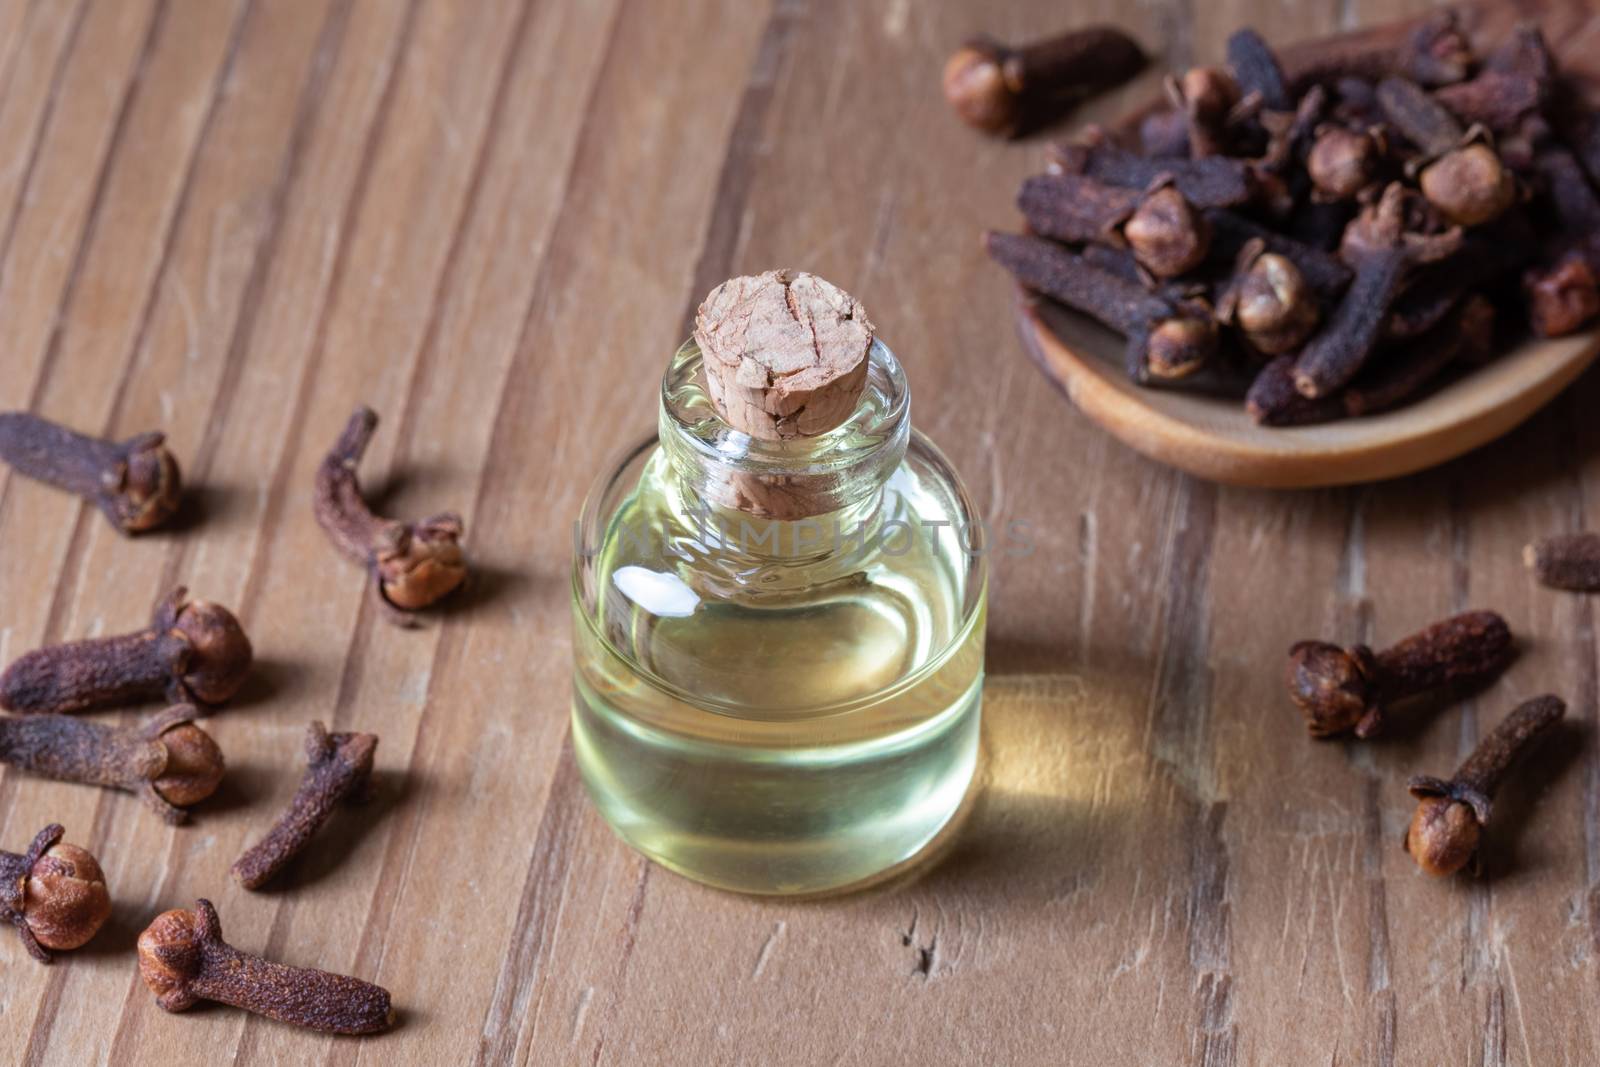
[{"left": 1018, "top": 295, "right": 1600, "bottom": 487}]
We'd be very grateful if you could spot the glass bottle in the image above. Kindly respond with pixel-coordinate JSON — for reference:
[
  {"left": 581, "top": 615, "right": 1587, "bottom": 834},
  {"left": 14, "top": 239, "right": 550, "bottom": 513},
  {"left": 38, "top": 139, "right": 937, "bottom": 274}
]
[{"left": 570, "top": 333, "right": 986, "bottom": 896}]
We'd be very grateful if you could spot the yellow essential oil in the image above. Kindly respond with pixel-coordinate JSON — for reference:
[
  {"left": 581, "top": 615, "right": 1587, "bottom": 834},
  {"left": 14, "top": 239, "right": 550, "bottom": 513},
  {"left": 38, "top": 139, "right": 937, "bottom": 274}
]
[{"left": 571, "top": 338, "right": 985, "bottom": 895}]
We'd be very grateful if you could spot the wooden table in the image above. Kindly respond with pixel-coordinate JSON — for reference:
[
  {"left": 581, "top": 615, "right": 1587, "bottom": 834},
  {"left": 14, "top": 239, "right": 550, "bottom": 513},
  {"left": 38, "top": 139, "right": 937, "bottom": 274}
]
[{"left": 2, "top": 0, "right": 1597, "bottom": 1063}]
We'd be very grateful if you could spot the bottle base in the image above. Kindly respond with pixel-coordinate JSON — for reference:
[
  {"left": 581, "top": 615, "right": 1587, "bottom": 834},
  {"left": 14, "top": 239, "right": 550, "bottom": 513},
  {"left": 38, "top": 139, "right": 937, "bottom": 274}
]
[
  {"left": 572, "top": 678, "right": 983, "bottom": 897},
  {"left": 625, "top": 768, "right": 982, "bottom": 900}
]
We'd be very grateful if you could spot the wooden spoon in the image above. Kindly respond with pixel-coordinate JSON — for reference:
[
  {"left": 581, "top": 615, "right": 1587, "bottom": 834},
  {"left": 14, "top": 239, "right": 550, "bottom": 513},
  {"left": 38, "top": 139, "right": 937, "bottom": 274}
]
[
  {"left": 1014, "top": 1, "right": 1600, "bottom": 488},
  {"left": 1019, "top": 296, "right": 1600, "bottom": 487}
]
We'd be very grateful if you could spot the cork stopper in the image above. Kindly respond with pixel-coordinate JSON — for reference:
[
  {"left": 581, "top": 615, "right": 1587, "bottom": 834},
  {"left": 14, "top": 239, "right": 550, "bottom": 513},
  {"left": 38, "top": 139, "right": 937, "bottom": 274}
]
[{"left": 694, "top": 270, "right": 875, "bottom": 440}]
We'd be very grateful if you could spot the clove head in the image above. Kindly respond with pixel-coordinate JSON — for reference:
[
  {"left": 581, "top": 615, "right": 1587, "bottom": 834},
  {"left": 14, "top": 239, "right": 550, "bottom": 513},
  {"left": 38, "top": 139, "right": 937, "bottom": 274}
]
[
  {"left": 1124, "top": 186, "right": 1211, "bottom": 278},
  {"left": 1286, "top": 640, "right": 1380, "bottom": 738},
  {"left": 152, "top": 723, "right": 224, "bottom": 808},
  {"left": 107, "top": 435, "right": 182, "bottom": 534},
  {"left": 136, "top": 902, "right": 214, "bottom": 1012},
  {"left": 1145, "top": 315, "right": 1217, "bottom": 380},
  {"left": 1307, "top": 126, "right": 1380, "bottom": 201},
  {"left": 1339, "top": 183, "right": 1462, "bottom": 267},
  {"left": 374, "top": 514, "right": 467, "bottom": 611},
  {"left": 1404, "top": 795, "right": 1480, "bottom": 876},
  {"left": 169, "top": 598, "right": 253, "bottom": 705},
  {"left": 1523, "top": 252, "right": 1600, "bottom": 338},
  {"left": 942, "top": 41, "right": 1019, "bottom": 136},
  {"left": 1419, "top": 143, "right": 1516, "bottom": 227},
  {"left": 1235, "top": 252, "right": 1319, "bottom": 354},
  {"left": 20, "top": 839, "right": 111, "bottom": 952}
]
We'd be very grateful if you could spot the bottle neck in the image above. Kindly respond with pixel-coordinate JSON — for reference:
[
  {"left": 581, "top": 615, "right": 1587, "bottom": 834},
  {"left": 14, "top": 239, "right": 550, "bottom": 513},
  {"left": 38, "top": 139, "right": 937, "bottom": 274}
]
[{"left": 657, "top": 338, "right": 910, "bottom": 532}]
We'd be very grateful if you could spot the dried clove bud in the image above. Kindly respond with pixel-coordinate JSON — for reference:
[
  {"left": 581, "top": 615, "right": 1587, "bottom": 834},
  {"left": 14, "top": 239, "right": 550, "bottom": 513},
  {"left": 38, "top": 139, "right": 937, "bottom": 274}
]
[
  {"left": 0, "top": 586, "right": 251, "bottom": 715},
  {"left": 0, "top": 413, "right": 181, "bottom": 534},
  {"left": 1525, "top": 532, "right": 1600, "bottom": 591},
  {"left": 1418, "top": 140, "right": 1518, "bottom": 228},
  {"left": 1293, "top": 184, "right": 1461, "bottom": 397},
  {"left": 1122, "top": 183, "right": 1212, "bottom": 277},
  {"left": 316, "top": 406, "right": 467, "bottom": 623},
  {"left": 1282, "top": 11, "right": 1474, "bottom": 93},
  {"left": 986, "top": 231, "right": 1217, "bottom": 381},
  {"left": 231, "top": 722, "right": 377, "bottom": 890},
  {"left": 1307, "top": 125, "right": 1383, "bottom": 201},
  {"left": 0, "top": 824, "right": 110, "bottom": 962},
  {"left": 0, "top": 706, "right": 223, "bottom": 823},
  {"left": 1285, "top": 609, "right": 1512, "bottom": 738},
  {"left": 138, "top": 898, "right": 393, "bottom": 1034},
  {"left": 1017, "top": 174, "right": 1211, "bottom": 278},
  {"left": 1222, "top": 242, "right": 1319, "bottom": 355},
  {"left": 1435, "top": 23, "right": 1553, "bottom": 133},
  {"left": 942, "top": 26, "right": 1146, "bottom": 137},
  {"left": 1523, "top": 250, "right": 1600, "bottom": 338},
  {"left": 1405, "top": 695, "right": 1565, "bottom": 876},
  {"left": 1377, "top": 77, "right": 1516, "bottom": 226}
]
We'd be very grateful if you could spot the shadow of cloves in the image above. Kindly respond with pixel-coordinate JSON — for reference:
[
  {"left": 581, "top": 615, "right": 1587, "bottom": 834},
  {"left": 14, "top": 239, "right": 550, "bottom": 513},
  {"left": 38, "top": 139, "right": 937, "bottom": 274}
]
[{"left": 1476, "top": 718, "right": 1589, "bottom": 881}]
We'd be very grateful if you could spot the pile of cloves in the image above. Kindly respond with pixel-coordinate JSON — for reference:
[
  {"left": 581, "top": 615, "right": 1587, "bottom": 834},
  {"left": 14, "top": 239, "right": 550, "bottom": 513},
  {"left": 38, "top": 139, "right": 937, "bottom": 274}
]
[
  {"left": 0, "top": 403, "right": 452, "bottom": 1035},
  {"left": 981, "top": 14, "right": 1600, "bottom": 425}
]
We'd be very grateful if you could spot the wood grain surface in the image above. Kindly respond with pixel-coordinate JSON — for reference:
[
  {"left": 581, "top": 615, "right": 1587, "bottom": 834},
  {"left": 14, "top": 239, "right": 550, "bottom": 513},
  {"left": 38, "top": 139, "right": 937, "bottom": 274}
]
[{"left": 0, "top": 0, "right": 1597, "bottom": 1064}]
